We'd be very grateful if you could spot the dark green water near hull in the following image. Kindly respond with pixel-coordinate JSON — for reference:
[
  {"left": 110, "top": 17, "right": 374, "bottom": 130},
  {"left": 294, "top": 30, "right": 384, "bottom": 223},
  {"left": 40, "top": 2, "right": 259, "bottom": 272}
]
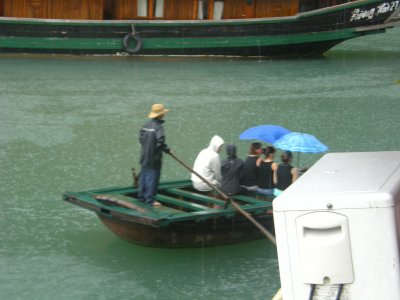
[{"left": 1, "top": 28, "right": 399, "bottom": 300}]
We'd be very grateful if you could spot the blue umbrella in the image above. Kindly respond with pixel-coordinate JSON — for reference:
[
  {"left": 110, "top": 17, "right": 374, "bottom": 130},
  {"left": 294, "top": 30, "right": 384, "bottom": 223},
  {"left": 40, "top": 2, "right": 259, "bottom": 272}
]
[
  {"left": 239, "top": 125, "right": 291, "bottom": 144},
  {"left": 274, "top": 132, "right": 328, "bottom": 153}
]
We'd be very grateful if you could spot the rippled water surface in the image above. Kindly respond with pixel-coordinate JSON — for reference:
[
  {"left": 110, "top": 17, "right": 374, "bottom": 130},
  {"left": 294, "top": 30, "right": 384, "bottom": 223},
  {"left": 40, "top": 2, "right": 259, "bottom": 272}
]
[{"left": 1, "top": 28, "right": 399, "bottom": 300}]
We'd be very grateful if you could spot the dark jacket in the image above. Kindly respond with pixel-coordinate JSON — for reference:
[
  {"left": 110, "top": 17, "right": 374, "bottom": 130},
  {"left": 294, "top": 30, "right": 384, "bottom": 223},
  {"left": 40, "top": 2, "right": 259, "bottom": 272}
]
[
  {"left": 240, "top": 156, "right": 259, "bottom": 186},
  {"left": 275, "top": 163, "right": 294, "bottom": 190},
  {"left": 221, "top": 145, "right": 244, "bottom": 195},
  {"left": 258, "top": 161, "right": 274, "bottom": 189},
  {"left": 139, "top": 118, "right": 169, "bottom": 170}
]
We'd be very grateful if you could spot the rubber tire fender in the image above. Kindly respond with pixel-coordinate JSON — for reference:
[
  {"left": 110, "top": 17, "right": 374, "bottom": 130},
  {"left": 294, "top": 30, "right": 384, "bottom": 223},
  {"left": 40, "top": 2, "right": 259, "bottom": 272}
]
[{"left": 123, "top": 33, "right": 142, "bottom": 54}]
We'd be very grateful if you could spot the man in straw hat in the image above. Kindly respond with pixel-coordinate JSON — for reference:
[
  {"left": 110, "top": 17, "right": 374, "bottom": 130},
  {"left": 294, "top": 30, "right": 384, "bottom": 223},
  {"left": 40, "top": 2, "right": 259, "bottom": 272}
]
[{"left": 138, "top": 104, "right": 171, "bottom": 207}]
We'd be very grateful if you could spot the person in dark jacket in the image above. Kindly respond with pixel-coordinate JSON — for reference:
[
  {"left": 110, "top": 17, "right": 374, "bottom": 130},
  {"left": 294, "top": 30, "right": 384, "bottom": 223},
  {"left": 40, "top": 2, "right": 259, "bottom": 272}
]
[
  {"left": 274, "top": 151, "right": 299, "bottom": 192},
  {"left": 240, "top": 142, "right": 263, "bottom": 191},
  {"left": 138, "top": 103, "right": 170, "bottom": 207},
  {"left": 257, "top": 146, "right": 278, "bottom": 196},
  {"left": 221, "top": 144, "right": 244, "bottom": 195}
]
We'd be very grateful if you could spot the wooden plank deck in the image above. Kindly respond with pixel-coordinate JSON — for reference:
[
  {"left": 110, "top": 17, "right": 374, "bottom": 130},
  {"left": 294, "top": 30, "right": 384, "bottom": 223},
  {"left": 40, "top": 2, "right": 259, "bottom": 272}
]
[
  {"left": 155, "top": 194, "right": 214, "bottom": 212},
  {"left": 65, "top": 180, "right": 273, "bottom": 225},
  {"left": 165, "top": 188, "right": 226, "bottom": 206},
  {"left": 233, "top": 194, "right": 272, "bottom": 206}
]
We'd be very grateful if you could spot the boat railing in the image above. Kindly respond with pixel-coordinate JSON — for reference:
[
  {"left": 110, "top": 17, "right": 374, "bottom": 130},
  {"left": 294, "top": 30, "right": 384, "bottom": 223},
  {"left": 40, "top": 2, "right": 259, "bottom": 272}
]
[{"left": 0, "top": 0, "right": 363, "bottom": 23}]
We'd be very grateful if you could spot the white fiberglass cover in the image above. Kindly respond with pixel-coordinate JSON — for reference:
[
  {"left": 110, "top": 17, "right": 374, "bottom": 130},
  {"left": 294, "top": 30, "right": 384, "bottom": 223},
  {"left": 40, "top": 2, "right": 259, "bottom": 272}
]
[{"left": 273, "top": 151, "right": 400, "bottom": 211}]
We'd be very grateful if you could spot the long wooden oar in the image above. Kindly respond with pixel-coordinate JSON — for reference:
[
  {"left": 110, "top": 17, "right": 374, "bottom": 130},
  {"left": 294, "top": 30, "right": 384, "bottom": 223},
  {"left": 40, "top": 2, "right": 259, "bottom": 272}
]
[{"left": 167, "top": 151, "right": 276, "bottom": 245}]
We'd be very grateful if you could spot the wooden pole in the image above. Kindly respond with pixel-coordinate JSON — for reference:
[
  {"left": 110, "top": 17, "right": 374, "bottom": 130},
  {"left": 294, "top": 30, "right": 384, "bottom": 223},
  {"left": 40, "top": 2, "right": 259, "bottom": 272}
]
[{"left": 208, "top": 0, "right": 214, "bottom": 19}]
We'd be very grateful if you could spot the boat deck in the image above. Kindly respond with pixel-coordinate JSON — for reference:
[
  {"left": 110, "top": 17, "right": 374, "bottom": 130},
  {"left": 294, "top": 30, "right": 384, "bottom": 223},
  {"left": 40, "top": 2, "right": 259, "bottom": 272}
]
[{"left": 63, "top": 179, "right": 273, "bottom": 227}]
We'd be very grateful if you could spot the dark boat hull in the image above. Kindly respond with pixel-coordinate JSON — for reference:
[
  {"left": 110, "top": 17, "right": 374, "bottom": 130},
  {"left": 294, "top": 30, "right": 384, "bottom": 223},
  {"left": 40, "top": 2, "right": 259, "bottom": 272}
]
[
  {"left": 63, "top": 179, "right": 275, "bottom": 248},
  {"left": 98, "top": 212, "right": 274, "bottom": 248},
  {"left": 1, "top": 0, "right": 399, "bottom": 57}
]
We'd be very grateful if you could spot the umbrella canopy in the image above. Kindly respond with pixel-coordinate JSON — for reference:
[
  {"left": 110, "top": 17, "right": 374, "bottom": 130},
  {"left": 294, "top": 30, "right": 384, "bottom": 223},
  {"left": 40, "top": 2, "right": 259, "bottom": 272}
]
[
  {"left": 239, "top": 125, "right": 291, "bottom": 144},
  {"left": 273, "top": 132, "right": 328, "bottom": 153}
]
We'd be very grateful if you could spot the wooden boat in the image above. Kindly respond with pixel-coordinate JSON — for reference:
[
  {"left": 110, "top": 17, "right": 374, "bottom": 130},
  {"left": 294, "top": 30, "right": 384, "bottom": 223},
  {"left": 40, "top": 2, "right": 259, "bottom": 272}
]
[
  {"left": 62, "top": 179, "right": 274, "bottom": 248},
  {"left": 0, "top": 0, "right": 399, "bottom": 58}
]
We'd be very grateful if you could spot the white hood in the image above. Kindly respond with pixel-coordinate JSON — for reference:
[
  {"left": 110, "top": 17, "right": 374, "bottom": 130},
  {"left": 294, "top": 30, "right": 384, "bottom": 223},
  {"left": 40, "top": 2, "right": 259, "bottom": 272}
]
[
  {"left": 191, "top": 135, "right": 224, "bottom": 191},
  {"left": 208, "top": 135, "right": 224, "bottom": 153}
]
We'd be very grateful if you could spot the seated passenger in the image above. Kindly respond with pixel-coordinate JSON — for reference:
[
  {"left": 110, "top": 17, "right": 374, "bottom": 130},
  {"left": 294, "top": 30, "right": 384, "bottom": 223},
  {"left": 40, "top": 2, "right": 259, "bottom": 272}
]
[
  {"left": 274, "top": 151, "right": 299, "bottom": 192},
  {"left": 240, "top": 142, "right": 263, "bottom": 191},
  {"left": 191, "top": 135, "right": 225, "bottom": 192},
  {"left": 221, "top": 144, "right": 244, "bottom": 196},
  {"left": 257, "top": 146, "right": 278, "bottom": 196}
]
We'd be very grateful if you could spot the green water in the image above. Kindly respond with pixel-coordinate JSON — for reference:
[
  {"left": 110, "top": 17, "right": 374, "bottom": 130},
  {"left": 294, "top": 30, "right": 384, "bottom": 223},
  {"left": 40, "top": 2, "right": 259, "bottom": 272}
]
[{"left": 1, "top": 28, "right": 399, "bottom": 300}]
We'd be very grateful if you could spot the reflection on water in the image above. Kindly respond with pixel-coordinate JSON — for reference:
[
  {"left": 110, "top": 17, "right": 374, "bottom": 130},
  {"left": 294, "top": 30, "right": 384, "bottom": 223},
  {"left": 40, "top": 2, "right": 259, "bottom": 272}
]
[{"left": 0, "top": 27, "right": 399, "bottom": 299}]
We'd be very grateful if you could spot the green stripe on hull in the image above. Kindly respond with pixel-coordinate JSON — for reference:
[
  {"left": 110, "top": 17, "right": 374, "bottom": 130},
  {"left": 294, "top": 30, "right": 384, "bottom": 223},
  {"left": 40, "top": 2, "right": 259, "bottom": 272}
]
[
  {"left": 144, "top": 29, "right": 360, "bottom": 49},
  {"left": 0, "top": 29, "right": 360, "bottom": 51},
  {"left": 0, "top": 36, "right": 123, "bottom": 50}
]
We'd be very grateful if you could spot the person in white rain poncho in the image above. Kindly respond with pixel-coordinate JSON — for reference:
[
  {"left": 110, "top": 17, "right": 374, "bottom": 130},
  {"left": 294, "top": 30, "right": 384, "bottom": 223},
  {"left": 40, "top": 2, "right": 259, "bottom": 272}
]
[{"left": 191, "top": 135, "right": 225, "bottom": 192}]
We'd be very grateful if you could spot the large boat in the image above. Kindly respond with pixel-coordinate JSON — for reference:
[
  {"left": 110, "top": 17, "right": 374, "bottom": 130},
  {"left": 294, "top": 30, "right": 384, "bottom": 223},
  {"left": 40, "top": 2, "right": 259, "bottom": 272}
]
[
  {"left": 62, "top": 179, "right": 274, "bottom": 248},
  {"left": 0, "top": 0, "right": 399, "bottom": 58}
]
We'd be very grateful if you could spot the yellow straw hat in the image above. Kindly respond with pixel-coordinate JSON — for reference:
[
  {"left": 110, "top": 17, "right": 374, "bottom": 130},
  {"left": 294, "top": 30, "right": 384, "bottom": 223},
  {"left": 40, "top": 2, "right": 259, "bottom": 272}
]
[{"left": 148, "top": 104, "right": 170, "bottom": 118}]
